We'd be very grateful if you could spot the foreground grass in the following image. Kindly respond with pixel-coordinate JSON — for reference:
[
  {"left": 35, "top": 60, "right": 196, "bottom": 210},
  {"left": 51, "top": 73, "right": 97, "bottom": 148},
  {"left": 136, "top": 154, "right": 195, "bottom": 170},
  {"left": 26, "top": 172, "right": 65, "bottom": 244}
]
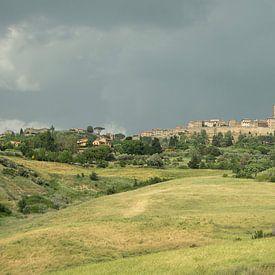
[
  {"left": 1, "top": 171, "right": 275, "bottom": 274},
  {"left": 54, "top": 239, "right": 275, "bottom": 275}
]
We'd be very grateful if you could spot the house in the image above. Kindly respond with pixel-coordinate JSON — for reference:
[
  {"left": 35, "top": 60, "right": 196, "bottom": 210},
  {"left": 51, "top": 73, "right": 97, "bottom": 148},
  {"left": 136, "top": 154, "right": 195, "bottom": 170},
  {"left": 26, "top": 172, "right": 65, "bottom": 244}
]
[
  {"left": 241, "top": 119, "right": 255, "bottom": 127},
  {"left": 77, "top": 138, "right": 89, "bottom": 147},
  {"left": 187, "top": 121, "right": 203, "bottom": 128},
  {"left": 267, "top": 118, "right": 275, "bottom": 129},
  {"left": 92, "top": 137, "right": 111, "bottom": 146},
  {"left": 10, "top": 141, "right": 21, "bottom": 147},
  {"left": 24, "top": 128, "right": 49, "bottom": 135},
  {"left": 202, "top": 119, "right": 228, "bottom": 128},
  {"left": 258, "top": 120, "right": 268, "bottom": 128}
]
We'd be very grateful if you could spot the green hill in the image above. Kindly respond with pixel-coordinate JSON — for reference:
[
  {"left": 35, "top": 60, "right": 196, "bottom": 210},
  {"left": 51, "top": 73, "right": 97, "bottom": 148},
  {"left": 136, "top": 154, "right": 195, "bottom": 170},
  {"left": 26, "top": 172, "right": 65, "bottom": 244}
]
[{"left": 0, "top": 160, "right": 275, "bottom": 274}]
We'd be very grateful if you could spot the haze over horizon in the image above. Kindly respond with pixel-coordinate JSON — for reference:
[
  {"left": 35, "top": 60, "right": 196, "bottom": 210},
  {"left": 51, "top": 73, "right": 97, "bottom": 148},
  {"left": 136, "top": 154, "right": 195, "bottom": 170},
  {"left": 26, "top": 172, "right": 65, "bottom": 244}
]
[{"left": 1, "top": 0, "right": 275, "bottom": 134}]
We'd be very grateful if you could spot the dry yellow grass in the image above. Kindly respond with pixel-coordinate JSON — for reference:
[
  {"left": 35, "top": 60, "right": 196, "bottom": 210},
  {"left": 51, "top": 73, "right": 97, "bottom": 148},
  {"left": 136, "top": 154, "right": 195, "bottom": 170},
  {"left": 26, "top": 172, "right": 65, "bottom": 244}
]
[
  {"left": 6, "top": 156, "right": 224, "bottom": 180},
  {"left": 1, "top": 172, "right": 275, "bottom": 274}
]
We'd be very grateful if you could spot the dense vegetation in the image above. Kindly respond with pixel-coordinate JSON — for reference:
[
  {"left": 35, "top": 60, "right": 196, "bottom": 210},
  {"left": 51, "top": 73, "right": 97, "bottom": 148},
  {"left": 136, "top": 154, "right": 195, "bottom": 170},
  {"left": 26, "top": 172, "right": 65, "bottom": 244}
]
[{"left": 1, "top": 129, "right": 275, "bottom": 180}]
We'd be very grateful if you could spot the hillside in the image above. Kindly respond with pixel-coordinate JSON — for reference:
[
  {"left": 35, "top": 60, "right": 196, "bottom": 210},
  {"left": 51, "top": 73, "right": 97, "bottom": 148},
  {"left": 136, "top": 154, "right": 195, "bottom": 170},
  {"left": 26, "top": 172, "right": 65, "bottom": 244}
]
[
  {"left": 0, "top": 162, "right": 275, "bottom": 274},
  {"left": 0, "top": 156, "right": 223, "bottom": 215}
]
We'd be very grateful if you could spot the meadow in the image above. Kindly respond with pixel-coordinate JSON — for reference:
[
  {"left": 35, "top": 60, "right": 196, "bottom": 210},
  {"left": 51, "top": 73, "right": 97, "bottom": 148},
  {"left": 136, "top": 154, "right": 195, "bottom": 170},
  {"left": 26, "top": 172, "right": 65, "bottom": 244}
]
[{"left": 0, "top": 157, "right": 275, "bottom": 274}]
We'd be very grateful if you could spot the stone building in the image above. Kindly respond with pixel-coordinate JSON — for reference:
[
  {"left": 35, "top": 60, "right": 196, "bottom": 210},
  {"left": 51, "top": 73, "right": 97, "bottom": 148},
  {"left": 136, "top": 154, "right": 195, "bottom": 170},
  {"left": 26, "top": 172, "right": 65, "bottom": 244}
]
[
  {"left": 136, "top": 104, "right": 275, "bottom": 140},
  {"left": 139, "top": 126, "right": 186, "bottom": 138}
]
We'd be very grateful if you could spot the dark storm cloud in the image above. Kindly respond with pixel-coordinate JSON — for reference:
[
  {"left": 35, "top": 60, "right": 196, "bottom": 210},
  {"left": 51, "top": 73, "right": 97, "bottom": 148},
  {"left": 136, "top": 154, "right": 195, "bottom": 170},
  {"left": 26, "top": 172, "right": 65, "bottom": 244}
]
[
  {"left": 0, "top": 0, "right": 275, "bottom": 134},
  {"left": 0, "top": 0, "right": 213, "bottom": 30}
]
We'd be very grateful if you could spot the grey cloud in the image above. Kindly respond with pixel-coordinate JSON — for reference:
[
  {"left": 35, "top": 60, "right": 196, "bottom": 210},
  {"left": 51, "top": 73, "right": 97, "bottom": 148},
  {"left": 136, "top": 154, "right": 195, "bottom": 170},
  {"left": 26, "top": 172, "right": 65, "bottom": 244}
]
[
  {"left": 0, "top": 1, "right": 275, "bottom": 134},
  {"left": 0, "top": 0, "right": 213, "bottom": 30}
]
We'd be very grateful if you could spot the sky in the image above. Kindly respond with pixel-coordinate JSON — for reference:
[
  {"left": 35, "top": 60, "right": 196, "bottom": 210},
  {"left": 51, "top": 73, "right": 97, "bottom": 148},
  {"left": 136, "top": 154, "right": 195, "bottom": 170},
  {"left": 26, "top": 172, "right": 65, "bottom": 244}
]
[{"left": 0, "top": 0, "right": 275, "bottom": 134}]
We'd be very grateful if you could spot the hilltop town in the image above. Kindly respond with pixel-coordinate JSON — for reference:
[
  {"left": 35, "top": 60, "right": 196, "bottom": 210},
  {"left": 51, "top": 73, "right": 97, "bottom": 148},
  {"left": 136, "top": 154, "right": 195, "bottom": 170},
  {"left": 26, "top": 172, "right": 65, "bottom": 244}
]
[
  {"left": 1, "top": 105, "right": 275, "bottom": 147},
  {"left": 137, "top": 104, "right": 275, "bottom": 140}
]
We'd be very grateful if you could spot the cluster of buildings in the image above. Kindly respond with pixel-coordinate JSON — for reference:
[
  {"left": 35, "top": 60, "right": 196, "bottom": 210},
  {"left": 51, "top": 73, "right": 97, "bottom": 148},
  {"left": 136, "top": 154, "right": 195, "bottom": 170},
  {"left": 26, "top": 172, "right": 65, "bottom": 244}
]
[
  {"left": 137, "top": 105, "right": 275, "bottom": 140},
  {"left": 135, "top": 126, "right": 187, "bottom": 139},
  {"left": 0, "top": 127, "right": 114, "bottom": 151},
  {"left": 76, "top": 135, "right": 113, "bottom": 151}
]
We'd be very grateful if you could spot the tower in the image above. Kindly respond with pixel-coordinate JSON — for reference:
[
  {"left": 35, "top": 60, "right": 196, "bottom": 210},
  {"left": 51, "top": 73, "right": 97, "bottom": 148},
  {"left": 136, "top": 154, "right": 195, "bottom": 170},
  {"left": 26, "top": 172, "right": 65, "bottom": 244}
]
[{"left": 273, "top": 104, "right": 275, "bottom": 118}]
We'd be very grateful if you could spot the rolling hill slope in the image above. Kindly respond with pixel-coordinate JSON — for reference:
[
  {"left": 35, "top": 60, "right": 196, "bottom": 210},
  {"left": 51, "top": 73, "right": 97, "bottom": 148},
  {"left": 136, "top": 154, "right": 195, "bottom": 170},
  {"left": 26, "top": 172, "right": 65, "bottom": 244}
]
[{"left": 1, "top": 169, "right": 275, "bottom": 274}]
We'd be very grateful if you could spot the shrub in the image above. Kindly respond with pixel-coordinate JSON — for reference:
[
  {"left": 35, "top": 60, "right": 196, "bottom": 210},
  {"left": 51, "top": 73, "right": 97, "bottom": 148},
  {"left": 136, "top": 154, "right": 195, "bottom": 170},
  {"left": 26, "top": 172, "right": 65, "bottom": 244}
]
[
  {"left": 106, "top": 186, "right": 116, "bottom": 195},
  {"left": 199, "top": 161, "right": 206, "bottom": 169},
  {"left": 116, "top": 154, "right": 134, "bottom": 161},
  {"left": 90, "top": 172, "right": 99, "bottom": 181},
  {"left": 2, "top": 168, "right": 17, "bottom": 177},
  {"left": 58, "top": 150, "right": 73, "bottom": 163},
  {"left": 0, "top": 203, "right": 12, "bottom": 216},
  {"left": 146, "top": 154, "right": 164, "bottom": 168},
  {"left": 147, "top": 177, "right": 163, "bottom": 185},
  {"left": 96, "top": 160, "right": 109, "bottom": 168},
  {"left": 84, "top": 146, "right": 114, "bottom": 162},
  {"left": 188, "top": 153, "right": 201, "bottom": 169},
  {"left": 178, "top": 165, "right": 188, "bottom": 169},
  {"left": 119, "top": 160, "right": 126, "bottom": 167},
  {"left": 252, "top": 230, "right": 264, "bottom": 239},
  {"left": 257, "top": 168, "right": 275, "bottom": 182},
  {"left": 18, "top": 195, "right": 55, "bottom": 214},
  {"left": 32, "top": 177, "right": 50, "bottom": 186},
  {"left": 17, "top": 168, "right": 30, "bottom": 178}
]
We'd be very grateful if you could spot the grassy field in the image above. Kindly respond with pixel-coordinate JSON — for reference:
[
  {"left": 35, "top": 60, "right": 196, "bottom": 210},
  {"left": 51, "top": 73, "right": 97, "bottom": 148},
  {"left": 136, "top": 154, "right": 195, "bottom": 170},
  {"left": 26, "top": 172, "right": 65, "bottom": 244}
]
[
  {"left": 0, "top": 157, "right": 225, "bottom": 213},
  {"left": 5, "top": 156, "right": 224, "bottom": 180},
  {"left": 0, "top": 158, "right": 275, "bottom": 274},
  {"left": 54, "top": 239, "right": 275, "bottom": 275}
]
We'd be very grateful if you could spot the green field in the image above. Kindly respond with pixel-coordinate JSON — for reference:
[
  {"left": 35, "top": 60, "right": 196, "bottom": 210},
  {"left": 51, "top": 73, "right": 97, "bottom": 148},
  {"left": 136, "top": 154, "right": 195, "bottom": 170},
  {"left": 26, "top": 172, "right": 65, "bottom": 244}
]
[{"left": 1, "top": 158, "right": 275, "bottom": 274}]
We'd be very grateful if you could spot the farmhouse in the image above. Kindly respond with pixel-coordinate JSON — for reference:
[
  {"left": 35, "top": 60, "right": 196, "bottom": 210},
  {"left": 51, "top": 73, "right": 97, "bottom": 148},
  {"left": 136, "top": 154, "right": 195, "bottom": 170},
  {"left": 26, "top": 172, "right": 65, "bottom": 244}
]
[
  {"left": 92, "top": 137, "right": 111, "bottom": 146},
  {"left": 10, "top": 141, "right": 21, "bottom": 147},
  {"left": 77, "top": 138, "right": 89, "bottom": 147}
]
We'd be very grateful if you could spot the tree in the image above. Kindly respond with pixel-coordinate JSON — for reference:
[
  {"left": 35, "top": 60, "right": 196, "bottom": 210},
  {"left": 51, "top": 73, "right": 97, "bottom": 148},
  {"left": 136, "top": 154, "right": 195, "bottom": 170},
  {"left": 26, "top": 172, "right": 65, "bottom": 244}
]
[
  {"left": 150, "top": 138, "right": 162, "bottom": 154},
  {"left": 33, "top": 131, "right": 56, "bottom": 151},
  {"left": 212, "top": 132, "right": 223, "bottom": 147},
  {"left": 121, "top": 140, "right": 144, "bottom": 155},
  {"left": 87, "top": 126, "right": 94, "bottom": 133},
  {"left": 114, "top": 133, "right": 126, "bottom": 140},
  {"left": 58, "top": 150, "right": 73, "bottom": 163},
  {"left": 199, "top": 130, "right": 209, "bottom": 145},
  {"left": 169, "top": 136, "right": 178, "bottom": 147},
  {"left": 83, "top": 145, "right": 114, "bottom": 162},
  {"left": 55, "top": 132, "right": 78, "bottom": 153},
  {"left": 270, "top": 149, "right": 275, "bottom": 167},
  {"left": 188, "top": 152, "right": 202, "bottom": 169},
  {"left": 224, "top": 131, "right": 233, "bottom": 147},
  {"left": 50, "top": 125, "right": 55, "bottom": 136},
  {"left": 94, "top": 127, "right": 105, "bottom": 135},
  {"left": 20, "top": 128, "right": 24, "bottom": 136},
  {"left": 33, "top": 148, "right": 47, "bottom": 161}
]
